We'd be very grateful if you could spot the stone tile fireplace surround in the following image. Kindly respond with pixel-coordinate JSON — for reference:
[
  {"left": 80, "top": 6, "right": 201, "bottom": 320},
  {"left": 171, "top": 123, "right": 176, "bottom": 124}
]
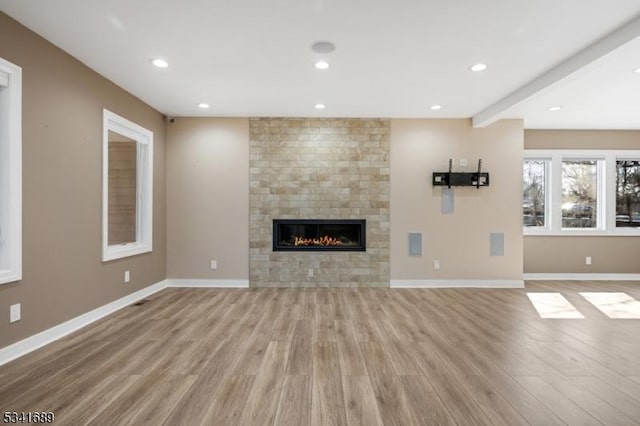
[{"left": 249, "top": 118, "right": 390, "bottom": 287}]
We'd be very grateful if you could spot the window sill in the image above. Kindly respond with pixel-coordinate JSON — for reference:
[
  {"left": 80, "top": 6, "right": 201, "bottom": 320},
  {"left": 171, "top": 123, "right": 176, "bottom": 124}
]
[
  {"left": 524, "top": 229, "right": 640, "bottom": 237},
  {"left": 102, "top": 242, "right": 152, "bottom": 262},
  {"left": 0, "top": 270, "right": 22, "bottom": 285}
]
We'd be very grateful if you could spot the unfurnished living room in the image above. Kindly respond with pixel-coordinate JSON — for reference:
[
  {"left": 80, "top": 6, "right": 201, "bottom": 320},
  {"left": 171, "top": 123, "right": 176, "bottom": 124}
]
[{"left": 1, "top": 1, "right": 640, "bottom": 425}]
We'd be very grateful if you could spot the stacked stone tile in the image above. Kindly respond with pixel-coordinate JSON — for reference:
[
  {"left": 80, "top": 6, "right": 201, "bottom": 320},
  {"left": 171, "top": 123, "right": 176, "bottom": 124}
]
[{"left": 249, "top": 118, "right": 390, "bottom": 287}]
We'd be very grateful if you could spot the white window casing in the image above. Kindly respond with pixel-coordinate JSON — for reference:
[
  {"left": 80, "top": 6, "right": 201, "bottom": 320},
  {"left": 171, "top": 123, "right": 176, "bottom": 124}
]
[
  {"left": 102, "top": 109, "right": 153, "bottom": 261},
  {"left": 524, "top": 149, "right": 640, "bottom": 236},
  {"left": 0, "top": 69, "right": 9, "bottom": 88},
  {"left": 0, "top": 57, "right": 22, "bottom": 285}
]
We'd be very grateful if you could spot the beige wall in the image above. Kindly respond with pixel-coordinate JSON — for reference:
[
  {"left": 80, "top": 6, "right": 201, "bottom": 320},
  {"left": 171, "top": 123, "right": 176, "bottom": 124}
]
[
  {"left": 390, "top": 119, "right": 524, "bottom": 281},
  {"left": 166, "top": 118, "right": 249, "bottom": 280},
  {"left": 525, "top": 129, "right": 640, "bottom": 150},
  {"left": 524, "top": 237, "right": 640, "bottom": 273},
  {"left": 524, "top": 129, "right": 640, "bottom": 273},
  {"left": 0, "top": 12, "right": 166, "bottom": 348}
]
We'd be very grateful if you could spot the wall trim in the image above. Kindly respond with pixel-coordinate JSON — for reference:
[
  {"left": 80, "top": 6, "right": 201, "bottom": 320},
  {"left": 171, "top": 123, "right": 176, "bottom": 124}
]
[
  {"left": 0, "top": 57, "right": 22, "bottom": 285},
  {"left": 102, "top": 109, "right": 153, "bottom": 262},
  {"left": 390, "top": 279, "right": 524, "bottom": 288},
  {"left": 166, "top": 279, "right": 250, "bottom": 288},
  {"left": 524, "top": 273, "right": 640, "bottom": 281},
  {"left": 0, "top": 280, "right": 168, "bottom": 367}
]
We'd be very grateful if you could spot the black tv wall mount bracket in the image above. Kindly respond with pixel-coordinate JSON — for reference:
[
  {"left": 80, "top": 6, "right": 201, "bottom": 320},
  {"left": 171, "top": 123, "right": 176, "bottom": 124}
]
[{"left": 432, "top": 159, "right": 489, "bottom": 188}]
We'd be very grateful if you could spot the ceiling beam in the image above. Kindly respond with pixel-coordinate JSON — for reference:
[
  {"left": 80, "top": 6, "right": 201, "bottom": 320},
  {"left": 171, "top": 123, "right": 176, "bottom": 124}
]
[{"left": 472, "top": 13, "right": 640, "bottom": 128}]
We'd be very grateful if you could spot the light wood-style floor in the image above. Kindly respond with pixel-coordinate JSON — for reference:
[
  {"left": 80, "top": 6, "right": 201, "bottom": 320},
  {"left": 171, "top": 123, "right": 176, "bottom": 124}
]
[{"left": 1, "top": 281, "right": 640, "bottom": 425}]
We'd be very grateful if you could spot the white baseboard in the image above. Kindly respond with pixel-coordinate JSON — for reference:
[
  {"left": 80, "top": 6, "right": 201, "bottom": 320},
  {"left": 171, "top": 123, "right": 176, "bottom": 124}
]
[
  {"left": 0, "top": 280, "right": 168, "bottom": 367},
  {"left": 166, "top": 279, "right": 250, "bottom": 288},
  {"left": 0, "top": 277, "right": 253, "bottom": 366},
  {"left": 391, "top": 279, "right": 524, "bottom": 288},
  {"left": 524, "top": 273, "right": 640, "bottom": 281}
]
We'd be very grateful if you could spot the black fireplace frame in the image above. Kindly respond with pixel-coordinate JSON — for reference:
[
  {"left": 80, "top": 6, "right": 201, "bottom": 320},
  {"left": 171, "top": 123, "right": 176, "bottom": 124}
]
[{"left": 273, "top": 219, "right": 366, "bottom": 252}]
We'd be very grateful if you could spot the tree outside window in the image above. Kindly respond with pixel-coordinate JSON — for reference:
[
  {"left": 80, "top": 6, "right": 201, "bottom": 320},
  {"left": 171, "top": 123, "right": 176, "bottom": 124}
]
[
  {"left": 561, "top": 160, "right": 597, "bottom": 229},
  {"left": 523, "top": 160, "right": 546, "bottom": 227},
  {"left": 616, "top": 160, "right": 640, "bottom": 228}
]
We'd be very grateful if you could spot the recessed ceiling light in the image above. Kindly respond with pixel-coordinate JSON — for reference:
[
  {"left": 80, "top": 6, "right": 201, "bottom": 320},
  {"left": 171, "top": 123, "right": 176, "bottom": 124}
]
[
  {"left": 150, "top": 58, "right": 168, "bottom": 68},
  {"left": 198, "top": 103, "right": 210, "bottom": 109},
  {"left": 548, "top": 106, "right": 562, "bottom": 111},
  {"left": 430, "top": 105, "right": 442, "bottom": 110},
  {"left": 314, "top": 103, "right": 326, "bottom": 110},
  {"left": 634, "top": 67, "right": 640, "bottom": 73},
  {"left": 314, "top": 60, "right": 330, "bottom": 70},
  {"left": 311, "top": 41, "right": 336, "bottom": 54},
  {"left": 469, "top": 63, "right": 487, "bottom": 72}
]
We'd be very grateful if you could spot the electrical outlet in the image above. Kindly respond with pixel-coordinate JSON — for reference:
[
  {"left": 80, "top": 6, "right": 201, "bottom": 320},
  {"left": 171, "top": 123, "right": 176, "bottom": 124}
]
[
  {"left": 586, "top": 256, "right": 592, "bottom": 265},
  {"left": 459, "top": 158, "right": 468, "bottom": 167},
  {"left": 210, "top": 260, "right": 218, "bottom": 270},
  {"left": 124, "top": 270, "right": 130, "bottom": 283},
  {"left": 308, "top": 268, "right": 314, "bottom": 277},
  {"left": 10, "top": 303, "right": 21, "bottom": 323},
  {"left": 433, "top": 260, "right": 441, "bottom": 270}
]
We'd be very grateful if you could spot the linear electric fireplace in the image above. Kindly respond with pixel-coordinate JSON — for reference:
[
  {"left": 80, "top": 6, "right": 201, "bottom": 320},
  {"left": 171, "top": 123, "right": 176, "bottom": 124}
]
[{"left": 273, "top": 219, "right": 366, "bottom": 251}]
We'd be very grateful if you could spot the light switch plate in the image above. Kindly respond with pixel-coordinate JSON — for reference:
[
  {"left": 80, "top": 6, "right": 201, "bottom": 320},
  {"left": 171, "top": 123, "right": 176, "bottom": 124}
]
[{"left": 10, "top": 303, "right": 21, "bottom": 323}]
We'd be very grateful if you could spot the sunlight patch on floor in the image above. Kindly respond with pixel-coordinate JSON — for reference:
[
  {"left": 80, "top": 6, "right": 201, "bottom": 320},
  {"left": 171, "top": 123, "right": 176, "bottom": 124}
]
[
  {"left": 527, "top": 292, "right": 584, "bottom": 319},
  {"left": 580, "top": 292, "right": 640, "bottom": 319}
]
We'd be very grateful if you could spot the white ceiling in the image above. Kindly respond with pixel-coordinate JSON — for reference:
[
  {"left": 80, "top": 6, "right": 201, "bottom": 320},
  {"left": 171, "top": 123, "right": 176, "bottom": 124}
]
[{"left": 2, "top": 0, "right": 640, "bottom": 129}]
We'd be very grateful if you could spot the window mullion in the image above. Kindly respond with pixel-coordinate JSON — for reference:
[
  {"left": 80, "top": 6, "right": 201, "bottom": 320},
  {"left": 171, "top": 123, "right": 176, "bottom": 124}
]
[
  {"left": 551, "top": 152, "right": 562, "bottom": 233},
  {"left": 604, "top": 153, "right": 616, "bottom": 231}
]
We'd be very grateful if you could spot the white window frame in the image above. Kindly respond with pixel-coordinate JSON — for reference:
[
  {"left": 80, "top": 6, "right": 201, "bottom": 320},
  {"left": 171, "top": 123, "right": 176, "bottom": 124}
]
[
  {"left": 102, "top": 110, "right": 153, "bottom": 261},
  {"left": 0, "top": 58, "right": 22, "bottom": 285},
  {"left": 522, "top": 156, "right": 552, "bottom": 232},
  {"left": 612, "top": 152, "right": 640, "bottom": 235},
  {"left": 558, "top": 152, "right": 605, "bottom": 233},
  {"left": 524, "top": 149, "right": 640, "bottom": 236}
]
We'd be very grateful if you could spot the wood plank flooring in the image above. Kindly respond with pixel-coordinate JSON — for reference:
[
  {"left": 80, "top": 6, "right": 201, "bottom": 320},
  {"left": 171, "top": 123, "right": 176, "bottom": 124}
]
[{"left": 1, "top": 280, "right": 640, "bottom": 425}]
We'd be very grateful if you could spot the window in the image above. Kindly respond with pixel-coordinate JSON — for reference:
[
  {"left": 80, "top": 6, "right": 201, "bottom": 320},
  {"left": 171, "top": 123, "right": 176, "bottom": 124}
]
[
  {"left": 561, "top": 160, "right": 598, "bottom": 229},
  {"left": 524, "top": 150, "right": 638, "bottom": 236},
  {"left": 0, "top": 58, "right": 22, "bottom": 285},
  {"left": 523, "top": 160, "right": 547, "bottom": 228},
  {"left": 616, "top": 160, "right": 640, "bottom": 228},
  {"left": 102, "top": 110, "right": 153, "bottom": 261}
]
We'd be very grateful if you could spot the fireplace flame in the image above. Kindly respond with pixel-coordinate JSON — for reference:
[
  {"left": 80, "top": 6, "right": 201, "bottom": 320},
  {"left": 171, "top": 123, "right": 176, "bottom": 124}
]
[{"left": 294, "top": 235, "right": 344, "bottom": 246}]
